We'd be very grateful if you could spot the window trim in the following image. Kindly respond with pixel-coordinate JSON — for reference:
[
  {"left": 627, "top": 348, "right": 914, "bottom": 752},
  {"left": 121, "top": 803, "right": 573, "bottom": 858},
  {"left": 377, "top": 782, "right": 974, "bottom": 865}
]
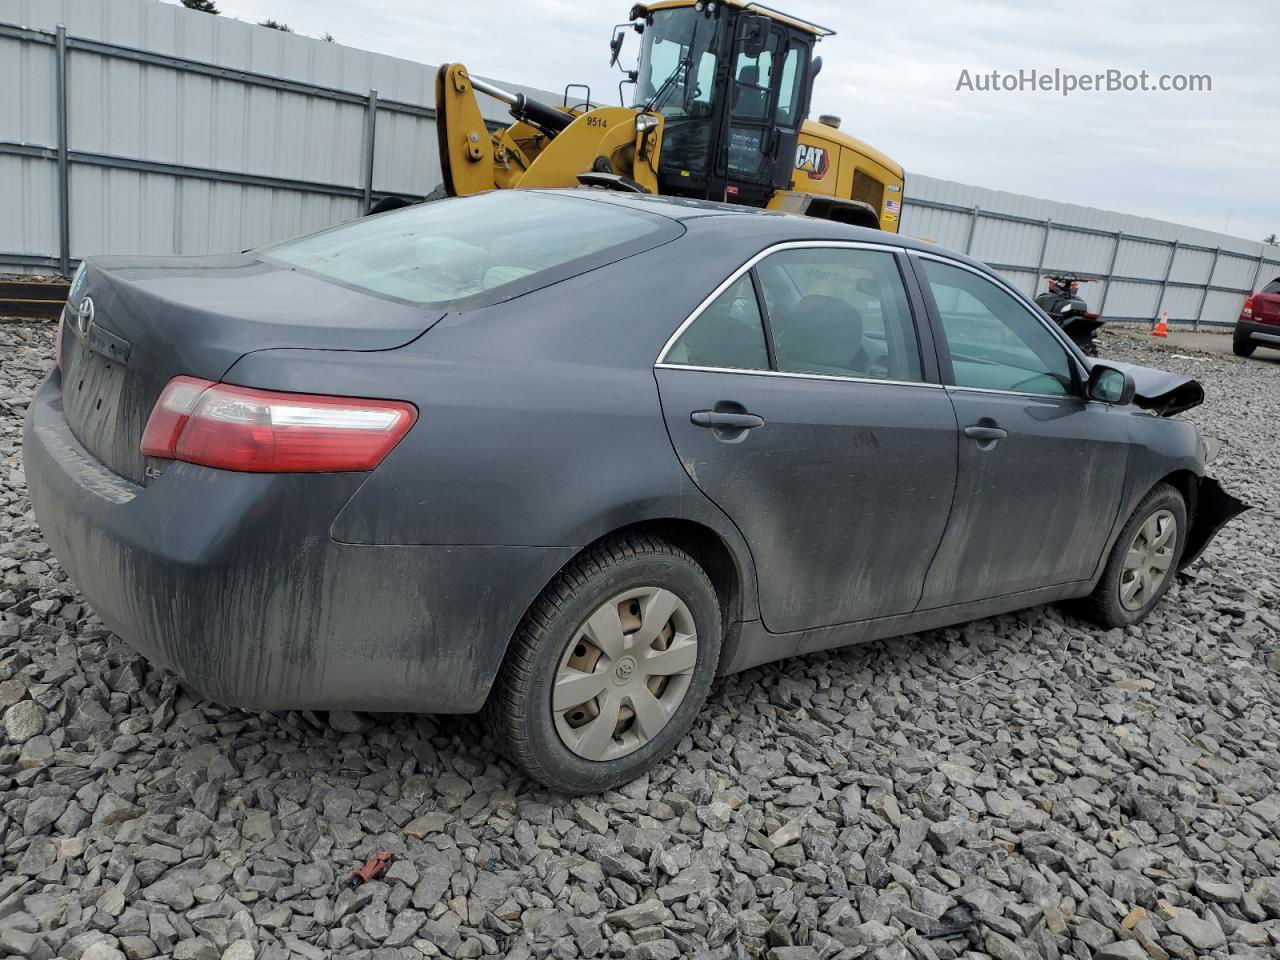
[
  {"left": 655, "top": 239, "right": 934, "bottom": 386},
  {"left": 910, "top": 251, "right": 1090, "bottom": 400}
]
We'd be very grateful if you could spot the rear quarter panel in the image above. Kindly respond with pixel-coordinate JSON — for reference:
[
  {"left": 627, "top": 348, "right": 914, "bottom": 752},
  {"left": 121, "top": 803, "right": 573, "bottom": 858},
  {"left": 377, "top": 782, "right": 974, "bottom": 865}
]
[{"left": 222, "top": 229, "right": 776, "bottom": 618}]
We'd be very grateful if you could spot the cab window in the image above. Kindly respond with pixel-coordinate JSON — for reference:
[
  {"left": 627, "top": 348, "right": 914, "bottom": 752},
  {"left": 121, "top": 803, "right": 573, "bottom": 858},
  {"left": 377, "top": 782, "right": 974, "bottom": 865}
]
[
  {"left": 775, "top": 45, "right": 804, "bottom": 127},
  {"left": 922, "top": 259, "right": 1075, "bottom": 396}
]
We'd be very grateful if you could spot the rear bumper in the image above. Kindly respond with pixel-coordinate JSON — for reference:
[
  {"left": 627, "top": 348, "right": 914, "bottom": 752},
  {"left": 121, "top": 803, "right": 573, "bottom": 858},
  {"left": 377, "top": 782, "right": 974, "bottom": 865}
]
[
  {"left": 23, "top": 372, "right": 572, "bottom": 713},
  {"left": 1234, "top": 319, "right": 1280, "bottom": 345}
]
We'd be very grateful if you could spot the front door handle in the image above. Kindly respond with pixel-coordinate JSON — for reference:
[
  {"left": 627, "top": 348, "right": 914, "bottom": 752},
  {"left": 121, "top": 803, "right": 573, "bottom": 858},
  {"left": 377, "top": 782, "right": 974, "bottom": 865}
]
[{"left": 691, "top": 410, "right": 765, "bottom": 430}]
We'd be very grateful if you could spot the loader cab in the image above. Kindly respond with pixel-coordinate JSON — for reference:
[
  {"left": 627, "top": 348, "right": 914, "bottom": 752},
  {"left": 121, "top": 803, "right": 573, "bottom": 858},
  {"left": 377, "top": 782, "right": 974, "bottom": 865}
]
[{"left": 630, "top": 1, "right": 825, "bottom": 207}]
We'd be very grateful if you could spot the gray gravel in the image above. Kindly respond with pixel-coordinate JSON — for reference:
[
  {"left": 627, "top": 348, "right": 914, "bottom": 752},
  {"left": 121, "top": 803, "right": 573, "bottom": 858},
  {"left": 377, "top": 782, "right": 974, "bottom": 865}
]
[{"left": 2, "top": 320, "right": 1279, "bottom": 960}]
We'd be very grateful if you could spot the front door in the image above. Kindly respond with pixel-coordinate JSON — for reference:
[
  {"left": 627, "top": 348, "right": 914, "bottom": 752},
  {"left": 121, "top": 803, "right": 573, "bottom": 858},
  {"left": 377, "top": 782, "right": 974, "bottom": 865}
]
[
  {"left": 912, "top": 255, "right": 1130, "bottom": 608},
  {"left": 656, "top": 244, "right": 958, "bottom": 633}
]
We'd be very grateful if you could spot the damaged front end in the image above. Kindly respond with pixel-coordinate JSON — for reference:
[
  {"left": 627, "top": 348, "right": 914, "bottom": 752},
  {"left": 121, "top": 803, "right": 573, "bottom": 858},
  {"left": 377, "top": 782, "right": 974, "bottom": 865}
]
[
  {"left": 1181, "top": 475, "right": 1250, "bottom": 570},
  {"left": 1096, "top": 360, "right": 1250, "bottom": 566}
]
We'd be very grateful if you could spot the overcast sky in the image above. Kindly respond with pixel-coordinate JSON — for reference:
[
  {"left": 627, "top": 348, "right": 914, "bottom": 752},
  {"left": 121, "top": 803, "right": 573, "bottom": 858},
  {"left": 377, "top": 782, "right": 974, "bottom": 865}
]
[{"left": 209, "top": 0, "right": 1279, "bottom": 243}]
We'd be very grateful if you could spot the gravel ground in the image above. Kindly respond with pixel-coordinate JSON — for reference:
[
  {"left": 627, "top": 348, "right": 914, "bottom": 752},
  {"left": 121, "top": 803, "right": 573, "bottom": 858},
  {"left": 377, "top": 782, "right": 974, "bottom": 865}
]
[{"left": 1, "top": 321, "right": 1278, "bottom": 960}]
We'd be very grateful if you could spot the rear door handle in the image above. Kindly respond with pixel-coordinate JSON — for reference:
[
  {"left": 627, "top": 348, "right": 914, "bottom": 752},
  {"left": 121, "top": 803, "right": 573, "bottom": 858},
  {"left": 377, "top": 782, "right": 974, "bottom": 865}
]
[
  {"left": 963, "top": 425, "right": 1007, "bottom": 441},
  {"left": 691, "top": 410, "right": 765, "bottom": 429},
  {"left": 963, "top": 423, "right": 1008, "bottom": 449}
]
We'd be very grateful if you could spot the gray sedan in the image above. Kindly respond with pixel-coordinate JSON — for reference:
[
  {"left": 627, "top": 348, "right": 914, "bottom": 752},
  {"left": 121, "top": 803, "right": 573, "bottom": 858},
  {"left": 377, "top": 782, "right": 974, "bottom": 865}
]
[{"left": 24, "top": 189, "right": 1246, "bottom": 793}]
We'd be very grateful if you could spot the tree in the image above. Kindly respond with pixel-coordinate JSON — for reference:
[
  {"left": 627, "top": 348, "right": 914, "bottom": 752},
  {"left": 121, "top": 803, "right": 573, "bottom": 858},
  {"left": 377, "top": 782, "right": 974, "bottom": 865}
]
[
  {"left": 321, "top": 33, "right": 336, "bottom": 43},
  {"left": 259, "top": 18, "right": 293, "bottom": 31},
  {"left": 181, "top": 0, "right": 220, "bottom": 11},
  {"left": 1266, "top": 233, "right": 1278, "bottom": 246}
]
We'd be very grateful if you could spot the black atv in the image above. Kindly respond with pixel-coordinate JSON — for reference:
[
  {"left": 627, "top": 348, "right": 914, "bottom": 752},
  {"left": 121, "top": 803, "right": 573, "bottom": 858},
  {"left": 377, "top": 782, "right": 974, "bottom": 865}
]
[{"left": 1035, "top": 273, "right": 1104, "bottom": 356}]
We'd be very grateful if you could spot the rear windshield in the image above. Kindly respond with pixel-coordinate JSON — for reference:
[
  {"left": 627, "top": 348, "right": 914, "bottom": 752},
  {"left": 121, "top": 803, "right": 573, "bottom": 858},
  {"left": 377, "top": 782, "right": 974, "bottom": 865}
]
[
  {"left": 1263, "top": 278, "right": 1280, "bottom": 295},
  {"left": 262, "top": 191, "right": 678, "bottom": 306}
]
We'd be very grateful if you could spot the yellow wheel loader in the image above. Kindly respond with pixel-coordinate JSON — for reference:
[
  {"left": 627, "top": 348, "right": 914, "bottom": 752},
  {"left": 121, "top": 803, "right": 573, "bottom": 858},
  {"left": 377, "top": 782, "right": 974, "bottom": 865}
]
[{"left": 409, "top": 0, "right": 904, "bottom": 231}]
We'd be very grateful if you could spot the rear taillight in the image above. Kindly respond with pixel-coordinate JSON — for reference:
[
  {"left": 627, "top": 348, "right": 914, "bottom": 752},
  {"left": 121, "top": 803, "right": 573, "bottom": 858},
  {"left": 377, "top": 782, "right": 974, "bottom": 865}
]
[
  {"left": 140, "top": 376, "right": 416, "bottom": 473},
  {"left": 1242, "top": 295, "right": 1255, "bottom": 319}
]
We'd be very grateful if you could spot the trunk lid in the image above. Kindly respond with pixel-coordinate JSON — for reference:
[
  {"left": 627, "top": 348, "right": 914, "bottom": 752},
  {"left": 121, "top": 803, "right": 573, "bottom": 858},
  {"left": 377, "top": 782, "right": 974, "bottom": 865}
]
[{"left": 59, "top": 254, "right": 442, "bottom": 485}]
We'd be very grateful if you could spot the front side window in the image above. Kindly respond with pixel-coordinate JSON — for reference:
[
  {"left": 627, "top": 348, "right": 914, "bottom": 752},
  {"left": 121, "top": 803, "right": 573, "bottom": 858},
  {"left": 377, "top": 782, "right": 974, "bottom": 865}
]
[
  {"left": 922, "top": 259, "right": 1074, "bottom": 396},
  {"left": 263, "top": 192, "right": 672, "bottom": 306},
  {"left": 757, "top": 248, "right": 923, "bottom": 382},
  {"left": 665, "top": 274, "right": 768, "bottom": 370}
]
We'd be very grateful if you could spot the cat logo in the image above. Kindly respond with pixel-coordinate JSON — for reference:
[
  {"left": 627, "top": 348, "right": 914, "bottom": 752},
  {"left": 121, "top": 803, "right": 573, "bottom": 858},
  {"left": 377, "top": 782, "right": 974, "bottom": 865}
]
[{"left": 795, "top": 144, "right": 830, "bottom": 181}]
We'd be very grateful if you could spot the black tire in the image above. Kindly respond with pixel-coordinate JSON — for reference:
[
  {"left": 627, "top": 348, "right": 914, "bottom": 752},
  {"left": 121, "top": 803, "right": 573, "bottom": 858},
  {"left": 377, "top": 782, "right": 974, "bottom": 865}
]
[
  {"left": 1079, "top": 483, "right": 1187, "bottom": 628},
  {"left": 485, "top": 535, "right": 722, "bottom": 794},
  {"left": 1233, "top": 337, "right": 1256, "bottom": 358}
]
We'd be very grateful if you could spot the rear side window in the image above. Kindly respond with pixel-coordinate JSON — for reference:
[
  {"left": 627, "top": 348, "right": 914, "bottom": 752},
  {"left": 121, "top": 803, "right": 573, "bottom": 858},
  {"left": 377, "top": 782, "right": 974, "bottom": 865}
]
[
  {"left": 1263, "top": 278, "right": 1280, "bottom": 294},
  {"left": 757, "top": 248, "right": 923, "bottom": 382},
  {"left": 665, "top": 275, "right": 769, "bottom": 370},
  {"left": 263, "top": 192, "right": 675, "bottom": 306}
]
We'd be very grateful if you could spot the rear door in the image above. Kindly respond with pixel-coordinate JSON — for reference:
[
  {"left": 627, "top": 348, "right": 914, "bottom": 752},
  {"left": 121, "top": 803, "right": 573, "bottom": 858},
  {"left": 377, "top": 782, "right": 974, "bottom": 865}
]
[
  {"left": 911, "top": 254, "right": 1130, "bottom": 608},
  {"left": 655, "top": 242, "right": 958, "bottom": 633}
]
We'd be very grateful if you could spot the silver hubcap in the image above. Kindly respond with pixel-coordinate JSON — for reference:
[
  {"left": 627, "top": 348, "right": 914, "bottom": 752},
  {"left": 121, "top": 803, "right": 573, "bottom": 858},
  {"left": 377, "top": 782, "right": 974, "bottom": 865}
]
[
  {"left": 552, "top": 586, "right": 698, "bottom": 761},
  {"left": 1119, "top": 508, "right": 1177, "bottom": 611}
]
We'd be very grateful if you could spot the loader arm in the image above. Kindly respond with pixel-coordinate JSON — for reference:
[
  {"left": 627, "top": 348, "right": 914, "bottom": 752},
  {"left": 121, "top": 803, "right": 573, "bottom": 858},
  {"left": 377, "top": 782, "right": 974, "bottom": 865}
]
[{"left": 435, "top": 63, "right": 665, "bottom": 197}]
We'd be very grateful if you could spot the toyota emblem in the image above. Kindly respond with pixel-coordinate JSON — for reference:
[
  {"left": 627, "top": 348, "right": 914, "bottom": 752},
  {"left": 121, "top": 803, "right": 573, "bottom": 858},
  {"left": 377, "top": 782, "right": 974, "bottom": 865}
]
[{"left": 74, "top": 296, "right": 95, "bottom": 338}]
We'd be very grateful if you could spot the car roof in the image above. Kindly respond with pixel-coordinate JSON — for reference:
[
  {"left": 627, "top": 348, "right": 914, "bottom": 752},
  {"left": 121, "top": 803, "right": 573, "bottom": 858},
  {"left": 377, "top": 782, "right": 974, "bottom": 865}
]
[{"left": 544, "top": 188, "right": 987, "bottom": 271}]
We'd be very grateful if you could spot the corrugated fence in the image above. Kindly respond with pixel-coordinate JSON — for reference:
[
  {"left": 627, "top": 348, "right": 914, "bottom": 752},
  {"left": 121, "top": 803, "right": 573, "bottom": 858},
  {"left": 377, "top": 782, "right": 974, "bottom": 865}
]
[
  {"left": 900, "top": 176, "right": 1280, "bottom": 328},
  {"left": 3, "top": 0, "right": 1278, "bottom": 328}
]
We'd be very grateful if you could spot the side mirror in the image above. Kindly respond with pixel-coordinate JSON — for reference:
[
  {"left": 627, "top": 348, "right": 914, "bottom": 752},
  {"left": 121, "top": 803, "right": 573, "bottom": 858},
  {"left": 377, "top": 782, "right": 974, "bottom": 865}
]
[
  {"left": 1087, "top": 364, "right": 1135, "bottom": 405},
  {"left": 740, "top": 15, "right": 769, "bottom": 58}
]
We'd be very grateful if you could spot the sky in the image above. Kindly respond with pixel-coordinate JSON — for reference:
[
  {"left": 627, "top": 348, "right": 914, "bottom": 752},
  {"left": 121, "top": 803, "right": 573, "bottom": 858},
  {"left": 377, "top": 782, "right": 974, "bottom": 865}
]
[{"left": 206, "top": 0, "right": 1279, "bottom": 243}]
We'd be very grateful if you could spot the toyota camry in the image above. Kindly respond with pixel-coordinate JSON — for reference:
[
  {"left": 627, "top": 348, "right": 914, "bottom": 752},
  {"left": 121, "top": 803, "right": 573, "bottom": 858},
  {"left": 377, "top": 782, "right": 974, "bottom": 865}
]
[{"left": 25, "top": 189, "right": 1246, "bottom": 793}]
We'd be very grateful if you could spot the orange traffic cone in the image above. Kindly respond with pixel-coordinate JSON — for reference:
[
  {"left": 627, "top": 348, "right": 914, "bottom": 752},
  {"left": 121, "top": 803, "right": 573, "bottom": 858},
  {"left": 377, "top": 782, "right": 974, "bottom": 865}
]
[{"left": 1152, "top": 311, "right": 1169, "bottom": 338}]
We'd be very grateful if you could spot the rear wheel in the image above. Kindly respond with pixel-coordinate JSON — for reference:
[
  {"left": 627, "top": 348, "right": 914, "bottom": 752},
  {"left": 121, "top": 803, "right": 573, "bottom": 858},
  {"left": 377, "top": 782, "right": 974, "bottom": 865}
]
[
  {"left": 485, "top": 536, "right": 721, "bottom": 794},
  {"left": 1080, "top": 483, "right": 1186, "bottom": 627},
  {"left": 1233, "top": 336, "right": 1256, "bottom": 357}
]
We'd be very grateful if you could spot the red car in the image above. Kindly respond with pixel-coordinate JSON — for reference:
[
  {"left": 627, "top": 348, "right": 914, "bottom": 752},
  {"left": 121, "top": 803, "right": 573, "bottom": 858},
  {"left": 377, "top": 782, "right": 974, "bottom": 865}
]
[{"left": 1234, "top": 277, "right": 1280, "bottom": 356}]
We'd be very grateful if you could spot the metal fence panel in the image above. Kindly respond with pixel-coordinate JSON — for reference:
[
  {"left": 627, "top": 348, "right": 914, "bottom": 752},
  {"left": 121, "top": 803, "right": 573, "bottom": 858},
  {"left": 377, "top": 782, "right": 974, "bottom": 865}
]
[
  {"left": 0, "top": 33, "right": 57, "bottom": 145},
  {"left": 0, "top": 155, "right": 58, "bottom": 262},
  {"left": 1102, "top": 281, "right": 1163, "bottom": 320},
  {"left": 893, "top": 203, "right": 972, "bottom": 250},
  {"left": 1042, "top": 230, "right": 1113, "bottom": 276}
]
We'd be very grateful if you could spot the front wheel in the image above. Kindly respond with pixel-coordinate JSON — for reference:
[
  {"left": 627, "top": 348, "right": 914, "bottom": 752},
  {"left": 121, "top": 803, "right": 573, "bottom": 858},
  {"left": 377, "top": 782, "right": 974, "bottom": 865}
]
[
  {"left": 485, "top": 536, "right": 722, "bottom": 794},
  {"left": 1079, "top": 483, "right": 1187, "bottom": 627}
]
